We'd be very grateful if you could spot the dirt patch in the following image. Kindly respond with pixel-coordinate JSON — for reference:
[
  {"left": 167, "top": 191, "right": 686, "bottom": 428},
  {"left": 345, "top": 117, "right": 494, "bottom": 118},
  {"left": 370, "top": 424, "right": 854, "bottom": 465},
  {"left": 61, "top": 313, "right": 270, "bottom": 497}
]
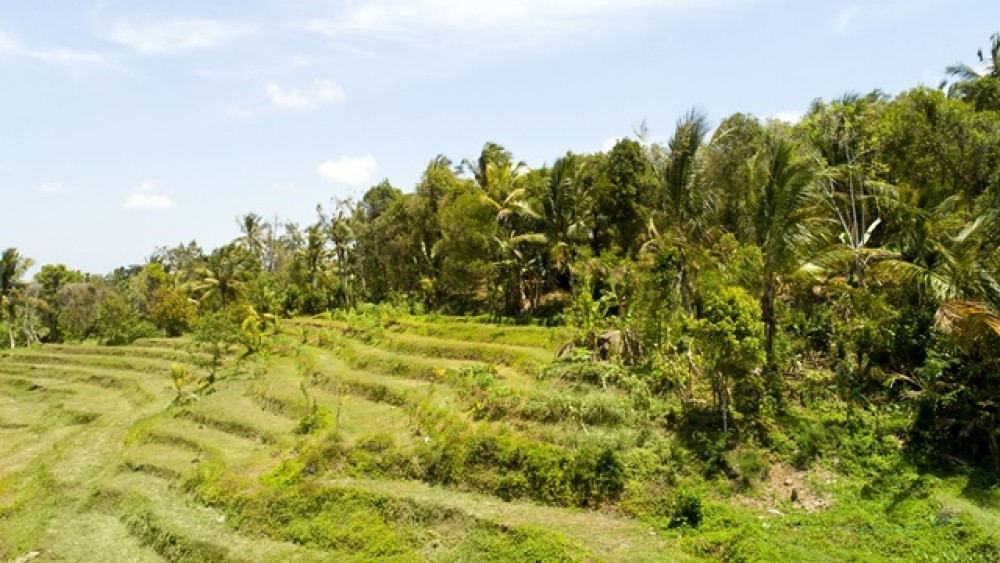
[{"left": 738, "top": 463, "right": 835, "bottom": 513}]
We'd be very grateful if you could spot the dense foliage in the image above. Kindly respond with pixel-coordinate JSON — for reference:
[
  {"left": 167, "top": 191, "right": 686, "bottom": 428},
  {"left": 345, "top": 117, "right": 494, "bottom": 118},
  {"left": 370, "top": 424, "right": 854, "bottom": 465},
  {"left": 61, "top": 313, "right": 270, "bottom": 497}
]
[{"left": 3, "top": 36, "right": 999, "bottom": 481}]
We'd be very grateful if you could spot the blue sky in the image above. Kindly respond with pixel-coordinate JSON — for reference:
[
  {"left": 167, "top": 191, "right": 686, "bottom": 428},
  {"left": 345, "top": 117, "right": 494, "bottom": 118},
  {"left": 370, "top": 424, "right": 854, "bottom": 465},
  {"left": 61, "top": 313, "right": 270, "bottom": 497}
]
[{"left": 2, "top": 0, "right": 997, "bottom": 274}]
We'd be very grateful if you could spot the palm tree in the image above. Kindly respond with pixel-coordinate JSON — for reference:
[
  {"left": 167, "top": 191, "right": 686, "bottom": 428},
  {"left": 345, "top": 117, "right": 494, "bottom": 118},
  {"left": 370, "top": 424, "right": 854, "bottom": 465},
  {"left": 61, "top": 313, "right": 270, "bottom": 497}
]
[
  {"left": 300, "top": 224, "right": 327, "bottom": 289},
  {"left": 322, "top": 200, "right": 356, "bottom": 307},
  {"left": 236, "top": 213, "right": 266, "bottom": 268},
  {"left": 871, "top": 183, "right": 1000, "bottom": 307},
  {"left": 490, "top": 230, "right": 548, "bottom": 317},
  {"left": 540, "top": 153, "right": 592, "bottom": 282},
  {"left": 191, "top": 244, "right": 251, "bottom": 310},
  {"left": 945, "top": 32, "right": 1000, "bottom": 84},
  {"left": 801, "top": 92, "right": 889, "bottom": 288},
  {"left": 0, "top": 248, "right": 34, "bottom": 348},
  {"left": 649, "top": 109, "right": 713, "bottom": 314},
  {"left": 462, "top": 142, "right": 518, "bottom": 199},
  {"left": 942, "top": 32, "right": 1000, "bottom": 109},
  {"left": 749, "top": 138, "right": 820, "bottom": 364}
]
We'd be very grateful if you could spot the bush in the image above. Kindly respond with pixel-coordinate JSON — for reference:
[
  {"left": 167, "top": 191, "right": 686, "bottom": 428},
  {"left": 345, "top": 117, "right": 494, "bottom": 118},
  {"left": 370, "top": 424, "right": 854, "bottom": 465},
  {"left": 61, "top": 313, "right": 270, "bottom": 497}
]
[
  {"left": 668, "top": 488, "right": 703, "bottom": 528},
  {"left": 95, "top": 293, "right": 159, "bottom": 345}
]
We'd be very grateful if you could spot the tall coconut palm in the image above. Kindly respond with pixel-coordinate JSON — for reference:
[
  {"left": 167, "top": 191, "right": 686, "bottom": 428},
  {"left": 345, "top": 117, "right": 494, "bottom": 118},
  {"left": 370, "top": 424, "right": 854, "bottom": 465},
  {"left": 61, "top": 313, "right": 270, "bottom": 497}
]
[
  {"left": 749, "top": 138, "right": 820, "bottom": 364},
  {"left": 191, "top": 244, "right": 251, "bottom": 310},
  {"left": 323, "top": 200, "right": 356, "bottom": 307},
  {"left": 0, "top": 248, "right": 34, "bottom": 348},
  {"left": 801, "top": 92, "right": 889, "bottom": 288},
  {"left": 540, "top": 153, "right": 592, "bottom": 281},
  {"left": 462, "top": 142, "right": 518, "bottom": 198},
  {"left": 942, "top": 32, "right": 1000, "bottom": 109},
  {"left": 871, "top": 183, "right": 1000, "bottom": 307},
  {"left": 300, "top": 224, "right": 327, "bottom": 289},
  {"left": 236, "top": 213, "right": 267, "bottom": 268},
  {"left": 649, "top": 109, "right": 713, "bottom": 314},
  {"left": 945, "top": 32, "right": 1000, "bottom": 84}
]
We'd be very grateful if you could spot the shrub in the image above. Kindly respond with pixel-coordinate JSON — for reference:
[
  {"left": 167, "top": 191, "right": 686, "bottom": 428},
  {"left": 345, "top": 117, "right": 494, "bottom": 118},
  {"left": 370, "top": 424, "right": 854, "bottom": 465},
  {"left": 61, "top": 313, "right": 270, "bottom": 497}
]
[{"left": 668, "top": 488, "right": 703, "bottom": 528}]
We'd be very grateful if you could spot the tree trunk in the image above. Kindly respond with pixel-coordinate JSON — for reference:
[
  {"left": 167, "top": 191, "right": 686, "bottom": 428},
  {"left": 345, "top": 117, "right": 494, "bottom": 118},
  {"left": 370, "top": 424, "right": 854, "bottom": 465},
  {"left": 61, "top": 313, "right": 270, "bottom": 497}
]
[
  {"left": 679, "top": 252, "right": 694, "bottom": 316},
  {"left": 721, "top": 380, "right": 729, "bottom": 433},
  {"left": 8, "top": 323, "right": 15, "bottom": 349},
  {"left": 761, "top": 275, "right": 777, "bottom": 364}
]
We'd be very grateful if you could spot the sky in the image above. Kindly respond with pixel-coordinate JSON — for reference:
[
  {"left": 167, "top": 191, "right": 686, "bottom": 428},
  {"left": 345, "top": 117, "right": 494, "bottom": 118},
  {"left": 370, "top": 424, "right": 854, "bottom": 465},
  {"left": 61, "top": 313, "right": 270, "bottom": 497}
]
[{"left": 2, "top": 0, "right": 998, "bottom": 274}]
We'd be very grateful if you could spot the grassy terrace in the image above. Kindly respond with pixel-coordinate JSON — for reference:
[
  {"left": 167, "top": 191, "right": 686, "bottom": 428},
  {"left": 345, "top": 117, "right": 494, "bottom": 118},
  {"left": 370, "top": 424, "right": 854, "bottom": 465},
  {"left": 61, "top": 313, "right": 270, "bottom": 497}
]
[{"left": 0, "top": 315, "right": 997, "bottom": 561}]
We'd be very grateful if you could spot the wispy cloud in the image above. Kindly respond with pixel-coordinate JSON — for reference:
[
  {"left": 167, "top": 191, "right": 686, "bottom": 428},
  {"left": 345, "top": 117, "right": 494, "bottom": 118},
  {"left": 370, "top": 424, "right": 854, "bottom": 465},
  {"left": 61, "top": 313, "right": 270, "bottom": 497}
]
[
  {"left": 105, "top": 16, "right": 258, "bottom": 54},
  {"left": 833, "top": 6, "right": 861, "bottom": 34},
  {"left": 265, "top": 79, "right": 345, "bottom": 110},
  {"left": 601, "top": 136, "right": 626, "bottom": 152},
  {"left": 224, "top": 104, "right": 255, "bottom": 120},
  {"left": 767, "top": 110, "right": 805, "bottom": 124},
  {"left": 37, "top": 182, "right": 68, "bottom": 195},
  {"left": 124, "top": 180, "right": 174, "bottom": 210},
  {"left": 0, "top": 29, "right": 112, "bottom": 67},
  {"left": 318, "top": 154, "right": 378, "bottom": 186},
  {"left": 300, "top": 0, "right": 720, "bottom": 42}
]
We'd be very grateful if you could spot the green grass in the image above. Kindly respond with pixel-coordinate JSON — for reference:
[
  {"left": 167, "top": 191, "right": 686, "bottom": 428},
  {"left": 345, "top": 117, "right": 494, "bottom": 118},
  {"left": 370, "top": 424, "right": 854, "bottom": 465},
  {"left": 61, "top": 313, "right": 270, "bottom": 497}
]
[{"left": 1, "top": 317, "right": 997, "bottom": 561}]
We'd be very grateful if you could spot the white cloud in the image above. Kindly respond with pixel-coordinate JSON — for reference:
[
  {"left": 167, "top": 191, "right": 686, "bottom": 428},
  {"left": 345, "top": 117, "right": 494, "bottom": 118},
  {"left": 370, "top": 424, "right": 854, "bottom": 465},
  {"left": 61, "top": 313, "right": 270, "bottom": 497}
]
[
  {"left": 224, "top": 104, "right": 254, "bottom": 120},
  {"left": 265, "top": 80, "right": 345, "bottom": 110},
  {"left": 0, "top": 29, "right": 112, "bottom": 67},
  {"left": 37, "top": 182, "right": 68, "bottom": 194},
  {"left": 601, "top": 136, "right": 625, "bottom": 152},
  {"left": 275, "top": 182, "right": 298, "bottom": 194},
  {"left": 124, "top": 180, "right": 174, "bottom": 210},
  {"left": 768, "top": 111, "right": 805, "bottom": 124},
  {"left": 318, "top": 154, "right": 378, "bottom": 186},
  {"left": 289, "top": 54, "right": 311, "bottom": 68},
  {"left": 106, "top": 17, "right": 257, "bottom": 54},
  {"left": 300, "top": 0, "right": 722, "bottom": 40},
  {"left": 833, "top": 6, "right": 861, "bottom": 34}
]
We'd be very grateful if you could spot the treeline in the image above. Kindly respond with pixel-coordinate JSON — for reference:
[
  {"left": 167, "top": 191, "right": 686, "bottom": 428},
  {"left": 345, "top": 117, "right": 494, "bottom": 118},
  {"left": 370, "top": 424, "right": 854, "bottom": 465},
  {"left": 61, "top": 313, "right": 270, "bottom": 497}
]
[{"left": 3, "top": 36, "right": 1000, "bottom": 471}]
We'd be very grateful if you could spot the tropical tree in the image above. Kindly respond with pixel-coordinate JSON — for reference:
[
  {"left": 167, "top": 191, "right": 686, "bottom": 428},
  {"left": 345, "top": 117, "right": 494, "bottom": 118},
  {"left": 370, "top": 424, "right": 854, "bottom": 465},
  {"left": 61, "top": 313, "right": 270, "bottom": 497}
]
[
  {"left": 539, "top": 153, "right": 592, "bottom": 286},
  {"left": 692, "top": 286, "right": 766, "bottom": 432},
  {"left": 943, "top": 32, "right": 1000, "bottom": 111},
  {"left": 749, "top": 137, "right": 819, "bottom": 367},
  {"left": 801, "top": 92, "right": 888, "bottom": 289},
  {"left": 872, "top": 183, "right": 1000, "bottom": 307},
  {"left": 236, "top": 212, "right": 267, "bottom": 267},
  {"left": 648, "top": 109, "right": 713, "bottom": 314},
  {"left": 0, "top": 248, "right": 34, "bottom": 348},
  {"left": 191, "top": 244, "right": 253, "bottom": 310},
  {"left": 319, "top": 199, "right": 357, "bottom": 307},
  {"left": 597, "top": 138, "right": 657, "bottom": 257}
]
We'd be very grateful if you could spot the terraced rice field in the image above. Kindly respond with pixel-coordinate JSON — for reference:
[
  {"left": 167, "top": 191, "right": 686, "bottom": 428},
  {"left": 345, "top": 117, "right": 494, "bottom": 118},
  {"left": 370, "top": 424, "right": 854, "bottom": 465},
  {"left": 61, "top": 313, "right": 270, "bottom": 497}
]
[{"left": 0, "top": 318, "right": 685, "bottom": 561}]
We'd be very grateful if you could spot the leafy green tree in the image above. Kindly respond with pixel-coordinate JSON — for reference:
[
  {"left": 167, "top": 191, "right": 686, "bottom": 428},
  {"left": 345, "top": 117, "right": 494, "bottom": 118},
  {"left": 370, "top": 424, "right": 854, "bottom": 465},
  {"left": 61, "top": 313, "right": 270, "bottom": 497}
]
[
  {"left": 94, "top": 292, "right": 155, "bottom": 345},
  {"left": 868, "top": 87, "right": 1000, "bottom": 201},
  {"left": 319, "top": 199, "right": 357, "bottom": 308},
  {"left": 1, "top": 248, "right": 34, "bottom": 348},
  {"left": 150, "top": 286, "right": 197, "bottom": 336},
  {"left": 692, "top": 286, "right": 766, "bottom": 432},
  {"left": 56, "top": 282, "right": 105, "bottom": 341},
  {"left": 434, "top": 192, "right": 494, "bottom": 310},
  {"left": 190, "top": 308, "right": 242, "bottom": 384},
  {"left": 701, "top": 113, "right": 767, "bottom": 242},
  {"left": 597, "top": 139, "right": 656, "bottom": 257},
  {"left": 151, "top": 240, "right": 204, "bottom": 285},
  {"left": 33, "top": 264, "right": 83, "bottom": 341}
]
